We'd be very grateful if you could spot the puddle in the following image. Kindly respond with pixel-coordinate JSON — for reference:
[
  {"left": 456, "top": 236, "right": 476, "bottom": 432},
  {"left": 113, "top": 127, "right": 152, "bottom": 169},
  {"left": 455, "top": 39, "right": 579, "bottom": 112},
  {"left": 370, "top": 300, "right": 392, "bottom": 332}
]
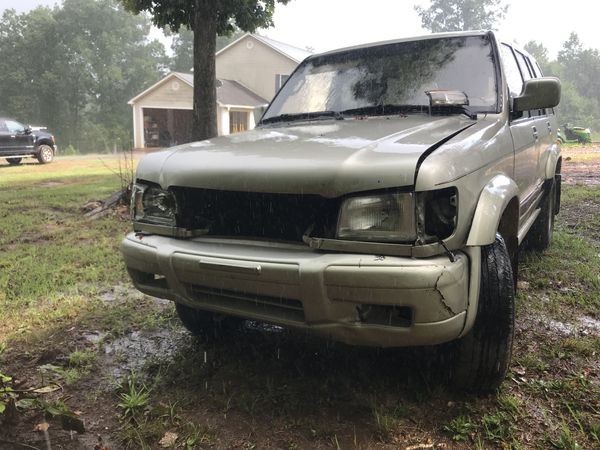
[
  {"left": 103, "top": 329, "right": 188, "bottom": 380},
  {"left": 98, "top": 283, "right": 168, "bottom": 305},
  {"left": 543, "top": 316, "right": 600, "bottom": 337},
  {"left": 245, "top": 320, "right": 284, "bottom": 333}
]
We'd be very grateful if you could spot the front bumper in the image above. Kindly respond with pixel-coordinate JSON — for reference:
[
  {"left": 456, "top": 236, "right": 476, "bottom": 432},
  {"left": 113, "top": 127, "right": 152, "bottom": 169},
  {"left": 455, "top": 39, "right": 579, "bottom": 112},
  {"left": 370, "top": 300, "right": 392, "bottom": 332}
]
[{"left": 122, "top": 233, "right": 472, "bottom": 347}]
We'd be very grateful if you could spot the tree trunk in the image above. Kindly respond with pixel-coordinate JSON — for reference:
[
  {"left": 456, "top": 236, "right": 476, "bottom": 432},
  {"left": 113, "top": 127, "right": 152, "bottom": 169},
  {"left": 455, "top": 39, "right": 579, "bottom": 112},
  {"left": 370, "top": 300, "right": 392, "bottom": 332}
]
[{"left": 192, "top": 0, "right": 218, "bottom": 141}]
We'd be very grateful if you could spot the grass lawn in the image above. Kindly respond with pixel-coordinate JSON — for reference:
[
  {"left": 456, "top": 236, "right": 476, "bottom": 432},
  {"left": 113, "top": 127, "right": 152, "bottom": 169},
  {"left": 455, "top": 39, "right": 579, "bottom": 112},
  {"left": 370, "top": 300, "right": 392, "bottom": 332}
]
[{"left": 0, "top": 154, "right": 599, "bottom": 449}]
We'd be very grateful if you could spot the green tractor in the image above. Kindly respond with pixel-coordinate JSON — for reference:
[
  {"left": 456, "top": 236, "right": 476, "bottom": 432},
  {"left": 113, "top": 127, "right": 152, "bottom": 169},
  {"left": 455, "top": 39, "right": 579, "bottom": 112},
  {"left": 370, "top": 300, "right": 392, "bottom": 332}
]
[{"left": 557, "top": 123, "right": 592, "bottom": 144}]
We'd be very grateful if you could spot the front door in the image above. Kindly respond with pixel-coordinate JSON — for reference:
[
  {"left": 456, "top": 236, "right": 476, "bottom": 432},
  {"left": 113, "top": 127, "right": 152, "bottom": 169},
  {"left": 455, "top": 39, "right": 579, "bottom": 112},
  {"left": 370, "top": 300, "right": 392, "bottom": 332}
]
[{"left": 5, "top": 120, "right": 35, "bottom": 153}]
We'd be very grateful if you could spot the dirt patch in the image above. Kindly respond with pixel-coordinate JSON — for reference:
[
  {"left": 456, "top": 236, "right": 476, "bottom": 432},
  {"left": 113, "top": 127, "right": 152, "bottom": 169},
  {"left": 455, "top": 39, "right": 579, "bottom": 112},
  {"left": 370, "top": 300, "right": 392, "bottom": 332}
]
[{"left": 561, "top": 144, "right": 600, "bottom": 185}]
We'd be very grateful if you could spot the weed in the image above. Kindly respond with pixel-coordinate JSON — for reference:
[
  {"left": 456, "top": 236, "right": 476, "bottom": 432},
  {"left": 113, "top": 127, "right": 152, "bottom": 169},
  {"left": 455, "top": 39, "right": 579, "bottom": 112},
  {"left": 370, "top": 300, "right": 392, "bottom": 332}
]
[
  {"left": 68, "top": 349, "right": 97, "bottom": 368},
  {"left": 371, "top": 400, "right": 408, "bottom": 436},
  {"left": 443, "top": 415, "right": 477, "bottom": 442},
  {"left": 118, "top": 374, "right": 151, "bottom": 419},
  {"left": 0, "top": 372, "right": 15, "bottom": 414},
  {"left": 548, "top": 423, "right": 583, "bottom": 450},
  {"left": 482, "top": 411, "right": 514, "bottom": 442}
]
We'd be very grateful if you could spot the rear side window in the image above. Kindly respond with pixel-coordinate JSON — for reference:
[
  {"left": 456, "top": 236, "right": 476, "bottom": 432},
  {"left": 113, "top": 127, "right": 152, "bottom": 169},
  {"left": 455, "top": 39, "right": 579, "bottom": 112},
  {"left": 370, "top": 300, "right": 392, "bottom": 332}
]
[
  {"left": 514, "top": 51, "right": 533, "bottom": 81},
  {"left": 0, "top": 120, "right": 7, "bottom": 132}
]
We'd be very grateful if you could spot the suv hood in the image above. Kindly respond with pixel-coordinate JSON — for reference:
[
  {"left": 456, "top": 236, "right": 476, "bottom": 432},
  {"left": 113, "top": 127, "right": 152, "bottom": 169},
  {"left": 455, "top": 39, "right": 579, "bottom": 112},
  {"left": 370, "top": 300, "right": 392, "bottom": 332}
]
[{"left": 138, "top": 116, "right": 476, "bottom": 198}]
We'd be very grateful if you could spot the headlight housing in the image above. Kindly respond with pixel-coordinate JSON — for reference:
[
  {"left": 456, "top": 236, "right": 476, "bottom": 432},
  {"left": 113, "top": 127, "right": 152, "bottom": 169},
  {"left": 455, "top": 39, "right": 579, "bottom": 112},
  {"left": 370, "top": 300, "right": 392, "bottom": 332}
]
[
  {"left": 336, "top": 192, "right": 416, "bottom": 242},
  {"left": 131, "top": 183, "right": 178, "bottom": 226}
]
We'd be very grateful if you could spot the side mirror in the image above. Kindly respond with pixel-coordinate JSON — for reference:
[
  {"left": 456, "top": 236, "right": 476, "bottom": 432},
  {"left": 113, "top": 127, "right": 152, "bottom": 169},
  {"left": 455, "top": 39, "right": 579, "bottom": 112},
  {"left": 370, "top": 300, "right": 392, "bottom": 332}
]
[
  {"left": 23, "top": 125, "right": 32, "bottom": 135},
  {"left": 513, "top": 77, "right": 561, "bottom": 112}
]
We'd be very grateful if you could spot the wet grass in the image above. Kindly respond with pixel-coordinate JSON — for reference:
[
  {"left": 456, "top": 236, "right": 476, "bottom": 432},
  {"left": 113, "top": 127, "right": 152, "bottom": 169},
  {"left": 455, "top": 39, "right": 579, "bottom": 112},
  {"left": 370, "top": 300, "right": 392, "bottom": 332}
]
[{"left": 0, "top": 158, "right": 599, "bottom": 449}]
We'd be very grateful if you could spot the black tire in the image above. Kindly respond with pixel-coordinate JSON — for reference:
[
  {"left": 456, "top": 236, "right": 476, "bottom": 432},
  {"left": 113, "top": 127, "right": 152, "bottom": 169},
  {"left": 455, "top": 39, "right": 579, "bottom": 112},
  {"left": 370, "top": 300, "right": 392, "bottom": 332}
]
[
  {"left": 37, "top": 144, "right": 54, "bottom": 164},
  {"left": 451, "top": 234, "right": 515, "bottom": 394},
  {"left": 175, "top": 303, "right": 243, "bottom": 339},
  {"left": 6, "top": 157, "right": 22, "bottom": 165},
  {"left": 523, "top": 180, "right": 556, "bottom": 252}
]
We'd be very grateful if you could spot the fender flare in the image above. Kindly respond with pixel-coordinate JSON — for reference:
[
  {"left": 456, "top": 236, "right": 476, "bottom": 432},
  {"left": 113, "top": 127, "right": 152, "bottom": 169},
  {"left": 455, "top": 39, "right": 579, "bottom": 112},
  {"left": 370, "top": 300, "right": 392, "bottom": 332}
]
[
  {"left": 545, "top": 143, "right": 561, "bottom": 179},
  {"left": 466, "top": 175, "right": 519, "bottom": 247}
]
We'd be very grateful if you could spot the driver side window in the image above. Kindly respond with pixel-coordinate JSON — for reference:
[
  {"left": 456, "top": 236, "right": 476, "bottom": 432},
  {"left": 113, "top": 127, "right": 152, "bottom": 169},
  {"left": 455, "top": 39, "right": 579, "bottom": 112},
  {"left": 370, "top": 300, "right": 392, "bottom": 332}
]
[
  {"left": 500, "top": 44, "right": 524, "bottom": 98},
  {"left": 6, "top": 120, "right": 24, "bottom": 133}
]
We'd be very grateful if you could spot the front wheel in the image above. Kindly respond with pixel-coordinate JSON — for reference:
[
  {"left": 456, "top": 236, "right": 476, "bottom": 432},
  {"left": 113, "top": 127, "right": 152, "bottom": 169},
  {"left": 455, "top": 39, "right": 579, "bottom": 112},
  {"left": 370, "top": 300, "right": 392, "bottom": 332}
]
[
  {"left": 175, "top": 303, "right": 244, "bottom": 339},
  {"left": 451, "top": 234, "right": 515, "bottom": 393},
  {"left": 6, "top": 157, "right": 22, "bottom": 165},
  {"left": 37, "top": 144, "right": 54, "bottom": 164}
]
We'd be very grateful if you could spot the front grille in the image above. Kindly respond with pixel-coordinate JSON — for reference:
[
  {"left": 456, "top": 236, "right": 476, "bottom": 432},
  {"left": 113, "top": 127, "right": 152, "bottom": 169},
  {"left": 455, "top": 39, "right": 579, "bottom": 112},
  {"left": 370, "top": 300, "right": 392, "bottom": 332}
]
[
  {"left": 174, "top": 187, "right": 340, "bottom": 242},
  {"left": 185, "top": 284, "right": 305, "bottom": 323}
]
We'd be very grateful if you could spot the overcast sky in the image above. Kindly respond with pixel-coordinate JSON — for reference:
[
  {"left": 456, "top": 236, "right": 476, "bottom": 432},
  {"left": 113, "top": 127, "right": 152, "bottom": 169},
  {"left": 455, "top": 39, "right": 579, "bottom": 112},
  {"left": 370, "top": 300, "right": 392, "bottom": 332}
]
[{"left": 2, "top": 0, "right": 599, "bottom": 58}]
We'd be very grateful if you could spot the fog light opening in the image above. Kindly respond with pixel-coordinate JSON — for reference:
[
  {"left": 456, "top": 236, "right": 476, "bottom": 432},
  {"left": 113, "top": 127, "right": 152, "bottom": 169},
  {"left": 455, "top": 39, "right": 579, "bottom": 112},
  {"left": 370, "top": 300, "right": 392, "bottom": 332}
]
[
  {"left": 357, "top": 304, "right": 412, "bottom": 327},
  {"left": 129, "top": 269, "right": 168, "bottom": 290}
]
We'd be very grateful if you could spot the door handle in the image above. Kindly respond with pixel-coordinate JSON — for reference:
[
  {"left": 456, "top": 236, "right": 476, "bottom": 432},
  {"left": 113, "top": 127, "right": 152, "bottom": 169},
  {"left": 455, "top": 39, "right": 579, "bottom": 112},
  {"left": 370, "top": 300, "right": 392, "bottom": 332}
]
[
  {"left": 547, "top": 121, "right": 552, "bottom": 133},
  {"left": 532, "top": 126, "right": 539, "bottom": 140}
]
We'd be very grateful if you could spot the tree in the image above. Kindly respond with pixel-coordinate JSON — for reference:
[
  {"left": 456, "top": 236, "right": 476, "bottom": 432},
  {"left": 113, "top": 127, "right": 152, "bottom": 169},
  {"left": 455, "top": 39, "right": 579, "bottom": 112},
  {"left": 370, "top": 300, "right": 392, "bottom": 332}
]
[
  {"left": 170, "top": 28, "right": 194, "bottom": 72},
  {"left": 524, "top": 41, "right": 549, "bottom": 67},
  {"left": 170, "top": 27, "right": 246, "bottom": 73},
  {"left": 415, "top": 0, "right": 508, "bottom": 33},
  {"left": 119, "top": 0, "right": 291, "bottom": 141}
]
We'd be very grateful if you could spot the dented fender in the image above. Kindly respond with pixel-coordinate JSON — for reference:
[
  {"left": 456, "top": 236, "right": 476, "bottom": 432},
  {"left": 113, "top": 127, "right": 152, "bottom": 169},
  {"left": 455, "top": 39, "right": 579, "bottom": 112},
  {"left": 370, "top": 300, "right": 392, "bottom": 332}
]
[{"left": 466, "top": 175, "right": 519, "bottom": 247}]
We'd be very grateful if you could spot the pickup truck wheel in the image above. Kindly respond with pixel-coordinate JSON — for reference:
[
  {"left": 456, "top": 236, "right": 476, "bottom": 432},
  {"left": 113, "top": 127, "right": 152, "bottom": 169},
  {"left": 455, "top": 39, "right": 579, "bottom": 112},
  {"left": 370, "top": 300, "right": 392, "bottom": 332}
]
[
  {"left": 37, "top": 144, "right": 54, "bottom": 164},
  {"left": 523, "top": 180, "right": 556, "bottom": 252},
  {"left": 6, "top": 158, "right": 22, "bottom": 165},
  {"left": 451, "top": 234, "right": 515, "bottom": 393},
  {"left": 175, "top": 303, "right": 243, "bottom": 339}
]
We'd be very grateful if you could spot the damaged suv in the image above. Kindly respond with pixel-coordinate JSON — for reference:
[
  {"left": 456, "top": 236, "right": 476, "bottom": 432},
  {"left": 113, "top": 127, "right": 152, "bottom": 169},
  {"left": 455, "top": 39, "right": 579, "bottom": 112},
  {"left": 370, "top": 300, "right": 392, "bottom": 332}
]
[{"left": 122, "top": 31, "right": 561, "bottom": 392}]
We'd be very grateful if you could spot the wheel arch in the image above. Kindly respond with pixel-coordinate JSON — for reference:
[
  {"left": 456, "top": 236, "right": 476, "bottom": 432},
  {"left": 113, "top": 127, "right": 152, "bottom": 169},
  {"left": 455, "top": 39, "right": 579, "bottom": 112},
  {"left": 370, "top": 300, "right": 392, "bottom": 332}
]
[
  {"left": 466, "top": 175, "right": 520, "bottom": 248},
  {"left": 37, "top": 140, "right": 55, "bottom": 152}
]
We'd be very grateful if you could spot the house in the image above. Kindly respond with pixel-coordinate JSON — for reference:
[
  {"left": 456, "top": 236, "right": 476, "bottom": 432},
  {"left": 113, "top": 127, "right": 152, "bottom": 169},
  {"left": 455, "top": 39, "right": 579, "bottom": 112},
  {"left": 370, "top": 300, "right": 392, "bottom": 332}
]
[{"left": 129, "top": 33, "right": 312, "bottom": 149}]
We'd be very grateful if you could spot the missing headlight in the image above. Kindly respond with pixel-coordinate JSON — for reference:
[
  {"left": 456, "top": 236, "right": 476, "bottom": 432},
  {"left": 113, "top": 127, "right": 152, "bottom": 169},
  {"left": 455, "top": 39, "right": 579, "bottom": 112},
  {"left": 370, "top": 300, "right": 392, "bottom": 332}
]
[{"left": 416, "top": 188, "right": 458, "bottom": 243}]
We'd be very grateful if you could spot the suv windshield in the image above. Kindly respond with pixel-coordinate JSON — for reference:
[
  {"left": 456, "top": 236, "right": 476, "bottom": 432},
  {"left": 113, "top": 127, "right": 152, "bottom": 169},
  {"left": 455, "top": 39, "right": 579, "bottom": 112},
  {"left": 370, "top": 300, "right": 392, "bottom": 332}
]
[{"left": 262, "top": 35, "right": 498, "bottom": 123}]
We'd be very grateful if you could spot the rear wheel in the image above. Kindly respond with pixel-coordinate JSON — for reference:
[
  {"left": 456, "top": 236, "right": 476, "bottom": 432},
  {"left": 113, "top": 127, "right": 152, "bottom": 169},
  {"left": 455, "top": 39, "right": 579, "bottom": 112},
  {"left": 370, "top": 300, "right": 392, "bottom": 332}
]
[
  {"left": 451, "top": 234, "right": 515, "bottom": 394},
  {"left": 523, "top": 180, "right": 556, "bottom": 252},
  {"left": 37, "top": 144, "right": 54, "bottom": 164},
  {"left": 6, "top": 158, "right": 22, "bottom": 165},
  {"left": 175, "top": 303, "right": 244, "bottom": 339}
]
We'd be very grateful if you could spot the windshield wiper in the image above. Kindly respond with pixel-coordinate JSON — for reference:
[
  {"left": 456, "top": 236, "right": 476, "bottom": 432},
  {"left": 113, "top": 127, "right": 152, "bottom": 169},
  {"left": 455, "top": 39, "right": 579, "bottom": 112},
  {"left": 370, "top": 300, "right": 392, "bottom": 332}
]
[
  {"left": 261, "top": 110, "right": 343, "bottom": 125},
  {"left": 338, "top": 104, "right": 428, "bottom": 117}
]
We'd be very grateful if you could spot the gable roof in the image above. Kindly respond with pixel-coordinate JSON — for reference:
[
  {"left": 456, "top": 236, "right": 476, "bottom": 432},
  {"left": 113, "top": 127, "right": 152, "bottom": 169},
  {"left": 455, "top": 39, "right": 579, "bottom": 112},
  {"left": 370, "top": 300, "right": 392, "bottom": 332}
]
[
  {"left": 128, "top": 72, "right": 192, "bottom": 105},
  {"left": 216, "top": 33, "right": 312, "bottom": 63},
  {"left": 128, "top": 72, "right": 268, "bottom": 108},
  {"left": 217, "top": 79, "right": 268, "bottom": 108}
]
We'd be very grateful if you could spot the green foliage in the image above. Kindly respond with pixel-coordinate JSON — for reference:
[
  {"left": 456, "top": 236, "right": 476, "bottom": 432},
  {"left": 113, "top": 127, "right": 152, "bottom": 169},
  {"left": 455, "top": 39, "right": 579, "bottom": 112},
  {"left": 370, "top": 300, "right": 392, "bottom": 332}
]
[
  {"left": 415, "top": 0, "right": 508, "bottom": 32},
  {"left": 0, "top": 0, "right": 166, "bottom": 153},
  {"left": 118, "top": 374, "right": 151, "bottom": 419},
  {"left": 0, "top": 372, "right": 15, "bottom": 414},
  {"left": 444, "top": 415, "right": 477, "bottom": 441},
  {"left": 120, "top": 0, "right": 290, "bottom": 35},
  {"left": 525, "top": 34, "right": 600, "bottom": 132}
]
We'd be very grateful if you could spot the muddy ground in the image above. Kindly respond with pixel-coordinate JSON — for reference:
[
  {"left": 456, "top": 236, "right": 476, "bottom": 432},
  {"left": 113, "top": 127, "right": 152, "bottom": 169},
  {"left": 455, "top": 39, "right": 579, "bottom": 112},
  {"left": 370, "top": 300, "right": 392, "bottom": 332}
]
[{"left": 1, "top": 146, "right": 599, "bottom": 449}]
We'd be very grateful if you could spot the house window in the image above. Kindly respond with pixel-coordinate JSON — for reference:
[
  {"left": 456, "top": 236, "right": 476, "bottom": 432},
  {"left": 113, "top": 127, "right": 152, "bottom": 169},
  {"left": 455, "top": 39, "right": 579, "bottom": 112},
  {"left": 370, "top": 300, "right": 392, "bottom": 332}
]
[
  {"left": 275, "top": 74, "right": 290, "bottom": 92},
  {"left": 230, "top": 111, "right": 248, "bottom": 134}
]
